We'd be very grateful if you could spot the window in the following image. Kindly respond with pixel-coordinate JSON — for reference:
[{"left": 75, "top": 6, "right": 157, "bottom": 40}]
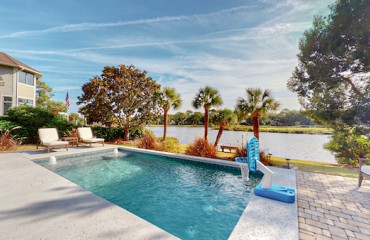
[
  {"left": 3, "top": 96, "right": 12, "bottom": 115},
  {"left": 18, "top": 71, "right": 34, "bottom": 86},
  {"left": 18, "top": 71, "right": 26, "bottom": 84},
  {"left": 26, "top": 73, "right": 34, "bottom": 85},
  {"left": 18, "top": 98, "right": 34, "bottom": 106}
]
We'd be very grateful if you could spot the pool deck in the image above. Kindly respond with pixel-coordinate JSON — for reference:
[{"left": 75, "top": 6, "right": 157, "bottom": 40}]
[
  {"left": 297, "top": 171, "right": 370, "bottom": 240},
  {"left": 0, "top": 145, "right": 177, "bottom": 239},
  {"left": 230, "top": 166, "right": 298, "bottom": 240},
  {"left": 2, "top": 145, "right": 368, "bottom": 239}
]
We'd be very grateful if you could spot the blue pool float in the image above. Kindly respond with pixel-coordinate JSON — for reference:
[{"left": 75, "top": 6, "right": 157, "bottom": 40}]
[
  {"left": 254, "top": 184, "right": 296, "bottom": 203},
  {"left": 236, "top": 136, "right": 296, "bottom": 203}
]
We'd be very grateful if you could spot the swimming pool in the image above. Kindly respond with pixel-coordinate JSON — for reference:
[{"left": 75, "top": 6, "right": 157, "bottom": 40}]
[{"left": 35, "top": 149, "right": 261, "bottom": 240}]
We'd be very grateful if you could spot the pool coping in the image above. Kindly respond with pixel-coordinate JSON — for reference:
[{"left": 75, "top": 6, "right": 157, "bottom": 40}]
[{"left": 1, "top": 145, "right": 298, "bottom": 239}]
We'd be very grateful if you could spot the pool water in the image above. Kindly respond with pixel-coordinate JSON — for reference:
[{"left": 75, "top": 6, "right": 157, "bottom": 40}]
[{"left": 35, "top": 150, "right": 261, "bottom": 239}]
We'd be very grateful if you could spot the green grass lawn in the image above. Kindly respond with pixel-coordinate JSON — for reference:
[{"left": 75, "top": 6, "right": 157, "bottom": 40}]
[
  {"left": 220, "top": 125, "right": 332, "bottom": 135},
  {"left": 16, "top": 144, "right": 39, "bottom": 151},
  {"left": 269, "top": 157, "right": 358, "bottom": 178}
]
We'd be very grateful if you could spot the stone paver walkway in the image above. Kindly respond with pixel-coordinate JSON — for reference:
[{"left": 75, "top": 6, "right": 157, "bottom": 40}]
[{"left": 297, "top": 171, "right": 370, "bottom": 240}]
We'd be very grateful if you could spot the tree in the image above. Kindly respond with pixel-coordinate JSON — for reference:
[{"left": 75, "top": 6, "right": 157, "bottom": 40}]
[
  {"left": 173, "top": 112, "right": 188, "bottom": 125},
  {"left": 324, "top": 128, "right": 370, "bottom": 165},
  {"left": 69, "top": 113, "right": 84, "bottom": 126},
  {"left": 187, "top": 111, "right": 204, "bottom": 125},
  {"left": 236, "top": 88, "right": 280, "bottom": 139},
  {"left": 269, "top": 109, "right": 314, "bottom": 126},
  {"left": 48, "top": 100, "right": 67, "bottom": 113},
  {"left": 36, "top": 79, "right": 54, "bottom": 108},
  {"left": 186, "top": 110, "right": 193, "bottom": 116},
  {"left": 77, "top": 65, "right": 161, "bottom": 141},
  {"left": 287, "top": 0, "right": 370, "bottom": 163},
  {"left": 192, "top": 86, "right": 223, "bottom": 140},
  {"left": 158, "top": 87, "right": 182, "bottom": 140},
  {"left": 212, "top": 109, "right": 236, "bottom": 147},
  {"left": 287, "top": 0, "right": 370, "bottom": 132},
  {"left": 36, "top": 79, "right": 67, "bottom": 113}
]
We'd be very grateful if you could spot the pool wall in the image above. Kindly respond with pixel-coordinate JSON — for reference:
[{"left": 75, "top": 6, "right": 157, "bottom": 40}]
[{"left": 119, "top": 146, "right": 241, "bottom": 169}]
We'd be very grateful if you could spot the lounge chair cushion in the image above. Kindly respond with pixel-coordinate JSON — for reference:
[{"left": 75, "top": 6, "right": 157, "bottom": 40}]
[
  {"left": 77, "top": 127, "right": 105, "bottom": 143},
  {"left": 42, "top": 140, "right": 68, "bottom": 146},
  {"left": 81, "top": 138, "right": 104, "bottom": 143},
  {"left": 361, "top": 165, "right": 370, "bottom": 175},
  {"left": 38, "top": 128, "right": 60, "bottom": 143},
  {"left": 78, "top": 127, "right": 94, "bottom": 139}
]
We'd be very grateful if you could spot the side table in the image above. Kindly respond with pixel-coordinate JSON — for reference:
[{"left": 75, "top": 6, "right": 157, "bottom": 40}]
[{"left": 62, "top": 137, "right": 79, "bottom": 147}]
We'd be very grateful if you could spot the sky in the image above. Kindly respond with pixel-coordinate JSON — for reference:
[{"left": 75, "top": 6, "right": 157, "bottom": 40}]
[{"left": 0, "top": 0, "right": 334, "bottom": 114}]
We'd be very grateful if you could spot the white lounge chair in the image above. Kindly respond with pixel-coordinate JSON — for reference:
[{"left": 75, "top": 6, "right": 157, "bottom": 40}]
[
  {"left": 358, "top": 158, "right": 370, "bottom": 187},
  {"left": 77, "top": 127, "right": 104, "bottom": 147},
  {"left": 37, "top": 128, "right": 68, "bottom": 153}
]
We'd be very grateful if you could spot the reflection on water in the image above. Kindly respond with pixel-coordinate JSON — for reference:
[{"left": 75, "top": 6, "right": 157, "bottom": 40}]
[{"left": 148, "top": 126, "right": 336, "bottom": 164}]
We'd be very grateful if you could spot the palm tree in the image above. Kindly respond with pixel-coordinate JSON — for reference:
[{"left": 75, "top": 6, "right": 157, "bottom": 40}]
[
  {"left": 212, "top": 109, "right": 236, "bottom": 147},
  {"left": 236, "top": 88, "right": 280, "bottom": 139},
  {"left": 158, "top": 87, "right": 182, "bottom": 140},
  {"left": 192, "top": 86, "right": 223, "bottom": 140}
]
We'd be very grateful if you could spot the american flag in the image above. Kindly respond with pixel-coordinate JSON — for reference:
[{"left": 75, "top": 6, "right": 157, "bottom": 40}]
[{"left": 65, "top": 92, "right": 70, "bottom": 108}]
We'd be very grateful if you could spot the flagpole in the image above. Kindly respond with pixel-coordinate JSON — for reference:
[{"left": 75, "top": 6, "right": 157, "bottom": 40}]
[{"left": 66, "top": 91, "right": 70, "bottom": 122}]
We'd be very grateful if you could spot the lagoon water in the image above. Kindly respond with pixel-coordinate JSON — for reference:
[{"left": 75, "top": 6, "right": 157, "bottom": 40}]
[{"left": 148, "top": 126, "right": 336, "bottom": 164}]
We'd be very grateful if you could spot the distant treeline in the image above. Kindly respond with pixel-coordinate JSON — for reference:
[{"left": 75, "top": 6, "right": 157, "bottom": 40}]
[{"left": 154, "top": 108, "right": 314, "bottom": 126}]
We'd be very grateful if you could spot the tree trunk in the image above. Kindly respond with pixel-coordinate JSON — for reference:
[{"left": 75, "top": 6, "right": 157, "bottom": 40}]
[
  {"left": 214, "top": 122, "right": 225, "bottom": 147},
  {"left": 252, "top": 116, "right": 260, "bottom": 139},
  {"left": 163, "top": 109, "right": 168, "bottom": 140},
  {"left": 124, "top": 121, "right": 130, "bottom": 141},
  {"left": 204, "top": 107, "right": 209, "bottom": 140}
]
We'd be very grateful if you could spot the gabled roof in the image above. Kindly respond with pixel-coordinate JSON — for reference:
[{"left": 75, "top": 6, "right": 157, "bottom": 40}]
[{"left": 0, "top": 52, "right": 42, "bottom": 78}]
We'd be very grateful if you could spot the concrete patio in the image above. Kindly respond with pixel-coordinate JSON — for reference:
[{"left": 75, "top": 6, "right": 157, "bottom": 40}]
[{"left": 0, "top": 146, "right": 177, "bottom": 240}]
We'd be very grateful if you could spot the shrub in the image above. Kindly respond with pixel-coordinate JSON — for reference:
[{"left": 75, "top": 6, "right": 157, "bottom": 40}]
[
  {"left": 260, "top": 150, "right": 272, "bottom": 166},
  {"left": 157, "top": 137, "right": 181, "bottom": 153},
  {"left": 7, "top": 105, "right": 54, "bottom": 143},
  {"left": 112, "top": 137, "right": 125, "bottom": 144},
  {"left": 92, "top": 126, "right": 144, "bottom": 142},
  {"left": 6, "top": 105, "right": 73, "bottom": 144},
  {"left": 0, "top": 126, "right": 21, "bottom": 152},
  {"left": 234, "top": 144, "right": 272, "bottom": 166},
  {"left": 185, "top": 138, "right": 217, "bottom": 158},
  {"left": 92, "top": 126, "right": 123, "bottom": 142},
  {"left": 45, "top": 115, "right": 74, "bottom": 137},
  {"left": 325, "top": 129, "right": 370, "bottom": 165},
  {"left": 130, "top": 126, "right": 145, "bottom": 139},
  {"left": 137, "top": 132, "right": 159, "bottom": 150},
  {"left": 0, "top": 119, "right": 18, "bottom": 131},
  {"left": 235, "top": 145, "right": 246, "bottom": 158}
]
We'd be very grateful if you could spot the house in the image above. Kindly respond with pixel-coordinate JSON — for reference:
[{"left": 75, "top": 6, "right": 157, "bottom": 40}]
[{"left": 0, "top": 52, "right": 42, "bottom": 116}]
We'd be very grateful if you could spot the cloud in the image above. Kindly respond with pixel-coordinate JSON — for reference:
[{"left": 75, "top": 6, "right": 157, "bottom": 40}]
[
  {"left": 1, "top": 0, "right": 334, "bottom": 113},
  {"left": 52, "top": 86, "right": 81, "bottom": 91},
  {"left": 0, "top": 18, "right": 184, "bottom": 39},
  {"left": 0, "top": 5, "right": 257, "bottom": 39}
]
